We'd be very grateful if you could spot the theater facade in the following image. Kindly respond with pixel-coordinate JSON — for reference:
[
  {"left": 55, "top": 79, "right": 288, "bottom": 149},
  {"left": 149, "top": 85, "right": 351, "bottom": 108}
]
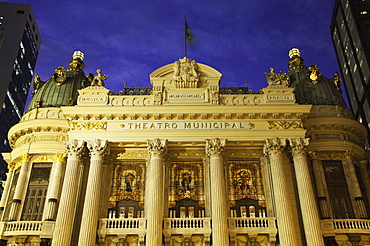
[{"left": 0, "top": 49, "right": 369, "bottom": 246}]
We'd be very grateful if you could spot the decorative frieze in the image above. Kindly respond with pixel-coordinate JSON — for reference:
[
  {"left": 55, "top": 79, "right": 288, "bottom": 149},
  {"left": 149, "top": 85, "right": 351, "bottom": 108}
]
[
  {"left": 267, "top": 121, "right": 303, "bottom": 129},
  {"left": 224, "top": 149, "right": 263, "bottom": 159},
  {"left": 68, "top": 121, "right": 107, "bottom": 131},
  {"left": 117, "top": 150, "right": 149, "bottom": 159},
  {"left": 168, "top": 149, "right": 205, "bottom": 159},
  {"left": 308, "top": 150, "right": 354, "bottom": 161},
  {"left": 119, "top": 121, "right": 254, "bottom": 130}
]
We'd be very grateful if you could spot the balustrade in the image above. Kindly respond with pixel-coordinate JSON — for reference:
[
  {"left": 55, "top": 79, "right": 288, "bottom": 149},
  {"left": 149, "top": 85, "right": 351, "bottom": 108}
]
[
  {"left": 228, "top": 217, "right": 277, "bottom": 237},
  {"left": 0, "top": 221, "right": 55, "bottom": 237},
  {"left": 321, "top": 219, "right": 370, "bottom": 236},
  {"left": 164, "top": 218, "right": 211, "bottom": 229}
]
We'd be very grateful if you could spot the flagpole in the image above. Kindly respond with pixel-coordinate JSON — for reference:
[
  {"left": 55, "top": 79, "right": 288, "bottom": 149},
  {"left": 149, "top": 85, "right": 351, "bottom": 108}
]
[{"left": 184, "top": 15, "right": 187, "bottom": 57}]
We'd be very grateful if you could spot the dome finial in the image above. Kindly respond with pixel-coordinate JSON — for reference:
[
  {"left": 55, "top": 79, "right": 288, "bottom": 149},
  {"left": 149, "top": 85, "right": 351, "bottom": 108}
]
[
  {"left": 72, "top": 51, "right": 84, "bottom": 61},
  {"left": 289, "top": 48, "right": 300, "bottom": 58}
]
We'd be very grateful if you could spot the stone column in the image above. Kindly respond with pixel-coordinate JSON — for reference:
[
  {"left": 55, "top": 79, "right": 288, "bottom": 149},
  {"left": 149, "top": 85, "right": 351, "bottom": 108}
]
[
  {"left": 43, "top": 153, "right": 66, "bottom": 221},
  {"left": 308, "top": 152, "right": 332, "bottom": 219},
  {"left": 52, "top": 140, "right": 85, "bottom": 246},
  {"left": 9, "top": 153, "right": 32, "bottom": 221},
  {"left": 263, "top": 138, "right": 297, "bottom": 245},
  {"left": 145, "top": 138, "right": 167, "bottom": 246},
  {"left": 78, "top": 139, "right": 109, "bottom": 246},
  {"left": 289, "top": 138, "right": 324, "bottom": 246},
  {"left": 0, "top": 169, "right": 14, "bottom": 219},
  {"left": 206, "top": 138, "right": 229, "bottom": 246},
  {"left": 343, "top": 151, "right": 368, "bottom": 218}
]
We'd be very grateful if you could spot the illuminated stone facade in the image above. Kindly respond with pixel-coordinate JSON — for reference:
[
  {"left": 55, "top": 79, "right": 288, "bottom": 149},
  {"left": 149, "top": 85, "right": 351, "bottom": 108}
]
[{"left": 0, "top": 51, "right": 369, "bottom": 245}]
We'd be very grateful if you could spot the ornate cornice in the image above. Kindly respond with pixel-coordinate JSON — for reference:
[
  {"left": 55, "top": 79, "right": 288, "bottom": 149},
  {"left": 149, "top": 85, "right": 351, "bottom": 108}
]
[
  {"left": 63, "top": 112, "right": 306, "bottom": 121},
  {"left": 306, "top": 124, "right": 366, "bottom": 145},
  {"left": 268, "top": 121, "right": 303, "bottom": 129},
  {"left": 9, "top": 127, "right": 68, "bottom": 148}
]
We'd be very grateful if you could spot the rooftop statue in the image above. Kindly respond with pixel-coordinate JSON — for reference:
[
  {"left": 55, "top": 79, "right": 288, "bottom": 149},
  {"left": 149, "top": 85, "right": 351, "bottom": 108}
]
[
  {"left": 31, "top": 74, "right": 44, "bottom": 96},
  {"left": 264, "top": 67, "right": 289, "bottom": 87},
  {"left": 173, "top": 57, "right": 199, "bottom": 88},
  {"left": 88, "top": 69, "right": 108, "bottom": 87}
]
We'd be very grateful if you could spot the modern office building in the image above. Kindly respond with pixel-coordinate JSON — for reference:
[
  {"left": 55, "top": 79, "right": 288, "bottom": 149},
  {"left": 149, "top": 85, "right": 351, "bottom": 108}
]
[
  {"left": 331, "top": 0, "right": 370, "bottom": 147},
  {"left": 0, "top": 49, "right": 368, "bottom": 245},
  {"left": 0, "top": 2, "right": 41, "bottom": 154}
]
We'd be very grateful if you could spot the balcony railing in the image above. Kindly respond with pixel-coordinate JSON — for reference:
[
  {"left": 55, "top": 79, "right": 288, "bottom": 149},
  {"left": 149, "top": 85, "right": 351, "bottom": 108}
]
[
  {"left": 321, "top": 219, "right": 370, "bottom": 236},
  {"left": 0, "top": 221, "right": 55, "bottom": 238},
  {"left": 98, "top": 218, "right": 146, "bottom": 237},
  {"left": 228, "top": 217, "right": 277, "bottom": 236},
  {"left": 163, "top": 218, "right": 212, "bottom": 237}
]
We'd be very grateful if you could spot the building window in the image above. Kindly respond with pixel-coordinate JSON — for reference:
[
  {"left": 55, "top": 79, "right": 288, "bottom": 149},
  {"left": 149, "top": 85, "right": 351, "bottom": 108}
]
[
  {"left": 168, "top": 161, "right": 205, "bottom": 218},
  {"left": 109, "top": 161, "right": 146, "bottom": 218},
  {"left": 227, "top": 160, "right": 266, "bottom": 217},
  {"left": 21, "top": 164, "right": 51, "bottom": 221},
  {"left": 322, "top": 160, "right": 354, "bottom": 218}
]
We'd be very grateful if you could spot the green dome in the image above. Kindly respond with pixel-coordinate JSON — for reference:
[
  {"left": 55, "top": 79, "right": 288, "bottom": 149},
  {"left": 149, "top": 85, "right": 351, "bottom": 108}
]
[
  {"left": 287, "top": 48, "right": 347, "bottom": 109},
  {"left": 28, "top": 51, "right": 88, "bottom": 111}
]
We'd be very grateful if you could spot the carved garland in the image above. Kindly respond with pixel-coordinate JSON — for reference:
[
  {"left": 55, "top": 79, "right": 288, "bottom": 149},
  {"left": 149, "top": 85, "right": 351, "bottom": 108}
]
[
  {"left": 268, "top": 121, "right": 303, "bottom": 129},
  {"left": 68, "top": 121, "right": 107, "bottom": 130}
]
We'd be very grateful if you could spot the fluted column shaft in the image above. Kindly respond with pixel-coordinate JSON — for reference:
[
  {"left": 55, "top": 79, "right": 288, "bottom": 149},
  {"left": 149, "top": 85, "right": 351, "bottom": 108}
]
[
  {"left": 43, "top": 153, "right": 66, "bottom": 221},
  {"left": 78, "top": 139, "right": 109, "bottom": 246},
  {"left": 0, "top": 170, "right": 14, "bottom": 219},
  {"left": 52, "top": 140, "right": 85, "bottom": 246},
  {"left": 289, "top": 138, "right": 324, "bottom": 246},
  {"left": 9, "top": 154, "right": 32, "bottom": 221},
  {"left": 310, "top": 156, "right": 332, "bottom": 218},
  {"left": 206, "top": 138, "right": 229, "bottom": 246},
  {"left": 264, "top": 138, "right": 296, "bottom": 246},
  {"left": 342, "top": 154, "right": 368, "bottom": 218},
  {"left": 145, "top": 138, "right": 167, "bottom": 246}
]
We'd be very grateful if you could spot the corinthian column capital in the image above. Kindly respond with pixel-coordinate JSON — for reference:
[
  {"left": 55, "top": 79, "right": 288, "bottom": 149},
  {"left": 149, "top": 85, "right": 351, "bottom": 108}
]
[
  {"left": 20, "top": 153, "right": 32, "bottom": 163},
  {"left": 147, "top": 138, "right": 167, "bottom": 157},
  {"left": 65, "top": 139, "right": 85, "bottom": 158},
  {"left": 263, "top": 138, "right": 286, "bottom": 156},
  {"left": 206, "top": 138, "right": 226, "bottom": 157},
  {"left": 87, "top": 139, "right": 109, "bottom": 157},
  {"left": 289, "top": 137, "right": 309, "bottom": 156}
]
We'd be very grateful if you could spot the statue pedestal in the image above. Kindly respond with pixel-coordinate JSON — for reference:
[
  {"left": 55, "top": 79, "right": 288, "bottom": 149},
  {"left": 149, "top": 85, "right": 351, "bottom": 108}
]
[
  {"left": 261, "top": 86, "right": 296, "bottom": 104},
  {"left": 77, "top": 86, "right": 111, "bottom": 106}
]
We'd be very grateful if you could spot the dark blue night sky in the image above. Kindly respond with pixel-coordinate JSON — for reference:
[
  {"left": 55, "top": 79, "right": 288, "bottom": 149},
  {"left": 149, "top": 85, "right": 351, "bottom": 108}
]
[{"left": 4, "top": 0, "right": 340, "bottom": 95}]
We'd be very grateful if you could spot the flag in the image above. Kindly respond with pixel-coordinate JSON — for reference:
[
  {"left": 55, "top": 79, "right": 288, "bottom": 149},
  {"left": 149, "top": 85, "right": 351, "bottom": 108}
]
[{"left": 185, "top": 21, "right": 193, "bottom": 45}]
